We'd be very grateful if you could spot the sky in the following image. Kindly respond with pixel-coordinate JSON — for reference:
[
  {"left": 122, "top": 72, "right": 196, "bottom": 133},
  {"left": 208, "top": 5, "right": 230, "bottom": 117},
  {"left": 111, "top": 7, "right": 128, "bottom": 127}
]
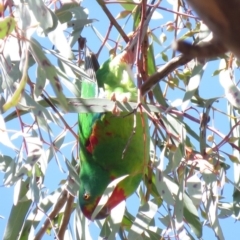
[{"left": 1, "top": 1, "right": 240, "bottom": 239}]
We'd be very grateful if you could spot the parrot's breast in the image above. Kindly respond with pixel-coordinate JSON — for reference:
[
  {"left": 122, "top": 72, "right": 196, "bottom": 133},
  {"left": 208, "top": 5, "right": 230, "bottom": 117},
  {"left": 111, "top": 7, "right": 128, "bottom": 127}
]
[
  {"left": 83, "top": 111, "right": 147, "bottom": 176},
  {"left": 79, "top": 109, "right": 149, "bottom": 219}
]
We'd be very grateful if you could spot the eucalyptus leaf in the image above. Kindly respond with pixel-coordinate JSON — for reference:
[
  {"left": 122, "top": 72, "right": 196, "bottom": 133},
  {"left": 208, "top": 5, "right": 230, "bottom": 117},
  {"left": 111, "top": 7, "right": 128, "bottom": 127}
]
[{"left": 3, "top": 179, "right": 32, "bottom": 240}]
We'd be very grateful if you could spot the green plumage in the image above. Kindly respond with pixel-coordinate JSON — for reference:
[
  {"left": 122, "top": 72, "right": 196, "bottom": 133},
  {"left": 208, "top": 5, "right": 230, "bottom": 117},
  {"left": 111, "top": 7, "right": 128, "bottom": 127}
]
[{"left": 78, "top": 51, "right": 149, "bottom": 219}]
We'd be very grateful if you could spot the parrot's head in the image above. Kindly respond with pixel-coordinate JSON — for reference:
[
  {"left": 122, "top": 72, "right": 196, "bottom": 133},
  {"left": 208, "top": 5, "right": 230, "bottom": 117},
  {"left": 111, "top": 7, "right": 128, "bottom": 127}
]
[
  {"left": 79, "top": 162, "right": 126, "bottom": 220},
  {"left": 79, "top": 182, "right": 110, "bottom": 220}
]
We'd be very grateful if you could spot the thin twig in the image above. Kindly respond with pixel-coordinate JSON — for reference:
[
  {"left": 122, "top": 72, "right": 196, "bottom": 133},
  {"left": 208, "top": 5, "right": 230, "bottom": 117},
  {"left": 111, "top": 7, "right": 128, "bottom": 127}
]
[
  {"left": 136, "top": 0, "right": 147, "bottom": 104},
  {"left": 26, "top": 78, "right": 78, "bottom": 140},
  {"left": 96, "top": 23, "right": 113, "bottom": 58},
  {"left": 122, "top": 109, "right": 137, "bottom": 159},
  {"left": 96, "top": 0, "right": 129, "bottom": 43},
  {"left": 41, "top": 91, "right": 78, "bottom": 139}
]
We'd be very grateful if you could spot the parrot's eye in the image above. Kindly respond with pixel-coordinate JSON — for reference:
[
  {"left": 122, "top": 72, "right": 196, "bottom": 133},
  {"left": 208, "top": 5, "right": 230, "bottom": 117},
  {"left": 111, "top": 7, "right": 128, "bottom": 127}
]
[{"left": 83, "top": 192, "right": 90, "bottom": 200}]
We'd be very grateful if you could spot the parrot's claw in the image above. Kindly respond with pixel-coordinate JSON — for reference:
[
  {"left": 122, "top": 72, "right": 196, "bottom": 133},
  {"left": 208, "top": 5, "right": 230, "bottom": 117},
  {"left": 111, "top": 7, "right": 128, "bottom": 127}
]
[
  {"left": 110, "top": 92, "right": 117, "bottom": 101},
  {"left": 112, "top": 102, "right": 121, "bottom": 116},
  {"left": 110, "top": 92, "right": 130, "bottom": 102},
  {"left": 121, "top": 96, "right": 128, "bottom": 103},
  {"left": 110, "top": 92, "right": 129, "bottom": 116}
]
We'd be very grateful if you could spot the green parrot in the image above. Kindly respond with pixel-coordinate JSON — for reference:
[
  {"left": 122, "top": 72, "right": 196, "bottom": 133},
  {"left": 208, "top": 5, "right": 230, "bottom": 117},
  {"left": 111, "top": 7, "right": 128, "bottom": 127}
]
[{"left": 78, "top": 49, "right": 150, "bottom": 220}]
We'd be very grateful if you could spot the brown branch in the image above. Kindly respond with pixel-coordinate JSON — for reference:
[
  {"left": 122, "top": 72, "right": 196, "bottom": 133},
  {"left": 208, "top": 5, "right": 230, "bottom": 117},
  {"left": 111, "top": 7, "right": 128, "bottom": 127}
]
[
  {"left": 40, "top": 91, "right": 78, "bottom": 140},
  {"left": 141, "top": 54, "right": 193, "bottom": 96},
  {"left": 173, "top": 39, "right": 227, "bottom": 59},
  {"left": 142, "top": 31, "right": 228, "bottom": 97},
  {"left": 136, "top": 0, "right": 147, "bottom": 103},
  {"left": 185, "top": 0, "right": 240, "bottom": 58},
  {"left": 106, "top": 1, "right": 199, "bottom": 20},
  {"left": 168, "top": 0, "right": 240, "bottom": 92},
  {"left": 57, "top": 193, "right": 75, "bottom": 239},
  {"left": 34, "top": 190, "right": 68, "bottom": 240},
  {"left": 212, "top": 120, "right": 240, "bottom": 152},
  {"left": 96, "top": 23, "right": 113, "bottom": 58},
  {"left": 96, "top": 0, "right": 129, "bottom": 44}
]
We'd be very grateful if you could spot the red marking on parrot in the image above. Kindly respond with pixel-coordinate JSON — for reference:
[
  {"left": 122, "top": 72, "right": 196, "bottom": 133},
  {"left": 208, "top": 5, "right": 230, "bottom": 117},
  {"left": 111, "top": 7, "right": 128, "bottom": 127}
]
[
  {"left": 82, "top": 186, "right": 126, "bottom": 220},
  {"left": 86, "top": 135, "right": 98, "bottom": 153},
  {"left": 105, "top": 132, "right": 112, "bottom": 136},
  {"left": 85, "top": 124, "right": 100, "bottom": 153},
  {"left": 104, "top": 120, "right": 110, "bottom": 125},
  {"left": 107, "top": 187, "right": 126, "bottom": 209}
]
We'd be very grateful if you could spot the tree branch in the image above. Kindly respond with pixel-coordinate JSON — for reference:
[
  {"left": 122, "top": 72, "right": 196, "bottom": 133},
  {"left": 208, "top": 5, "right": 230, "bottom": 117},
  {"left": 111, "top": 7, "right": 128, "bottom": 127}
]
[
  {"left": 57, "top": 193, "right": 75, "bottom": 239},
  {"left": 185, "top": 0, "right": 240, "bottom": 58},
  {"left": 34, "top": 190, "right": 68, "bottom": 240},
  {"left": 96, "top": 0, "right": 129, "bottom": 43},
  {"left": 141, "top": 54, "right": 193, "bottom": 96}
]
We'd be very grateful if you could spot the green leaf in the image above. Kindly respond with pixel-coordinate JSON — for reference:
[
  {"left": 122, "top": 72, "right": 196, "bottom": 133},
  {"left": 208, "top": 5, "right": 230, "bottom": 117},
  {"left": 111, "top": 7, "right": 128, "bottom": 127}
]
[
  {"left": 128, "top": 198, "right": 162, "bottom": 238},
  {"left": 182, "top": 63, "right": 204, "bottom": 111},
  {"left": 35, "top": 66, "right": 46, "bottom": 97},
  {"left": 28, "top": 0, "right": 54, "bottom": 31},
  {"left": 156, "top": 170, "right": 202, "bottom": 237},
  {"left": 116, "top": 10, "right": 131, "bottom": 19},
  {"left": 29, "top": 38, "right": 69, "bottom": 111},
  {"left": 161, "top": 52, "right": 168, "bottom": 62},
  {"left": 3, "top": 179, "right": 32, "bottom": 240},
  {"left": 0, "top": 16, "right": 16, "bottom": 39}
]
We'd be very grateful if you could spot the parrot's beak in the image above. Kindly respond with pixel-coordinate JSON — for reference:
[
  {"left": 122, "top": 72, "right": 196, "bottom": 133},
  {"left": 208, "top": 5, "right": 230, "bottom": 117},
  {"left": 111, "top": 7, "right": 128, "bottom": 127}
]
[
  {"left": 92, "top": 205, "right": 110, "bottom": 220},
  {"left": 81, "top": 199, "right": 111, "bottom": 220}
]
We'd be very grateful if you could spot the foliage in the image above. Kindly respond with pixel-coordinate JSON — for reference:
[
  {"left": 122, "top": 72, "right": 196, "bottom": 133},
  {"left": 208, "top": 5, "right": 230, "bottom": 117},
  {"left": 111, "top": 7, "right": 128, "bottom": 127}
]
[{"left": 0, "top": 0, "right": 239, "bottom": 239}]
